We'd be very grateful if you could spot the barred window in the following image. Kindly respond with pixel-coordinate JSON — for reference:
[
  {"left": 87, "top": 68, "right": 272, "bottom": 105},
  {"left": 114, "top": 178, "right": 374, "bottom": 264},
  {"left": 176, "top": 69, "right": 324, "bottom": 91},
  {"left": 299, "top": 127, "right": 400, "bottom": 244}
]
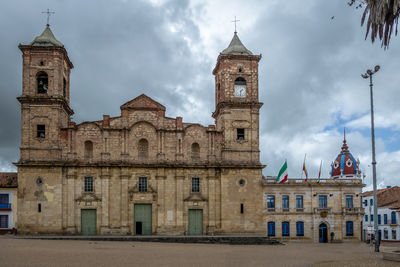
[
  {"left": 139, "top": 177, "right": 148, "bottom": 193},
  {"left": 84, "top": 177, "right": 93, "bottom": 192},
  {"left": 192, "top": 177, "right": 200, "bottom": 193},
  {"left": 0, "top": 215, "right": 8, "bottom": 228}
]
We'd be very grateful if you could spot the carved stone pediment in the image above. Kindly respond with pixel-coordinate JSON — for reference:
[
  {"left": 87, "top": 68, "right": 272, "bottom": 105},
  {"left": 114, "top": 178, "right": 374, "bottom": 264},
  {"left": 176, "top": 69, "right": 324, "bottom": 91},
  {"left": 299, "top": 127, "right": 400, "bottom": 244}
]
[
  {"left": 128, "top": 183, "right": 157, "bottom": 201},
  {"left": 184, "top": 193, "right": 208, "bottom": 202},
  {"left": 75, "top": 193, "right": 102, "bottom": 203}
]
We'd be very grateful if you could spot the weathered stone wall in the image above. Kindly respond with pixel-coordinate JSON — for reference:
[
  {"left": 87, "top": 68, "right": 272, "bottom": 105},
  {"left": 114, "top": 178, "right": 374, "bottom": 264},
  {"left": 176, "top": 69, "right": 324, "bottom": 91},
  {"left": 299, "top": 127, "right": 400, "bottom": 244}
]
[{"left": 262, "top": 179, "right": 364, "bottom": 242}]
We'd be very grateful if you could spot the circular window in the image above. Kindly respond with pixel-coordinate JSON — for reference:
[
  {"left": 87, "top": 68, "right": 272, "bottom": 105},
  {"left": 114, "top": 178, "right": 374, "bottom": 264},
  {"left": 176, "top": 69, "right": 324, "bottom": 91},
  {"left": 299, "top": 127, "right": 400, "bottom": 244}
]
[
  {"left": 36, "top": 177, "right": 43, "bottom": 185},
  {"left": 346, "top": 159, "right": 353, "bottom": 167},
  {"left": 239, "top": 179, "right": 246, "bottom": 186},
  {"left": 334, "top": 161, "right": 339, "bottom": 169}
]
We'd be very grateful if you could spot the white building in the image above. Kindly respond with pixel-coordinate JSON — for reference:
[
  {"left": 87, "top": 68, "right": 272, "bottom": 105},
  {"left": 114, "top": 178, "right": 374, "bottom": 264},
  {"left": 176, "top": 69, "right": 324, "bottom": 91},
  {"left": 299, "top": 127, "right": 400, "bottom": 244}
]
[{"left": 362, "top": 186, "right": 400, "bottom": 242}]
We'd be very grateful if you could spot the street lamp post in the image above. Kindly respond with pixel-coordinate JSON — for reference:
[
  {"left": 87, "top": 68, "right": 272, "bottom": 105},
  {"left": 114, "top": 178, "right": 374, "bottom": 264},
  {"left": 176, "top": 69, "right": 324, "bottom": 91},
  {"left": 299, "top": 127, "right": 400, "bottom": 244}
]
[{"left": 362, "top": 65, "right": 380, "bottom": 252}]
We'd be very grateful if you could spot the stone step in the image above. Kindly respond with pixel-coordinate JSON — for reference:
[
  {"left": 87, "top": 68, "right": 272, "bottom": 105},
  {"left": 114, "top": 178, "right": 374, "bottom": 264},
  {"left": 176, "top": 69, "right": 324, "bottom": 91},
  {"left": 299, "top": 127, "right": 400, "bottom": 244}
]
[{"left": 16, "top": 235, "right": 283, "bottom": 245}]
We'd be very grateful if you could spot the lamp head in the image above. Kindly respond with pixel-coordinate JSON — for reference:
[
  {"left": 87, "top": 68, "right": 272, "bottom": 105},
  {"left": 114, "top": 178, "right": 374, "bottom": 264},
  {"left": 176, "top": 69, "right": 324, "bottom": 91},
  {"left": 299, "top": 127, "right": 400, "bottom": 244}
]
[
  {"left": 374, "top": 65, "right": 380, "bottom": 72},
  {"left": 367, "top": 69, "right": 373, "bottom": 75}
]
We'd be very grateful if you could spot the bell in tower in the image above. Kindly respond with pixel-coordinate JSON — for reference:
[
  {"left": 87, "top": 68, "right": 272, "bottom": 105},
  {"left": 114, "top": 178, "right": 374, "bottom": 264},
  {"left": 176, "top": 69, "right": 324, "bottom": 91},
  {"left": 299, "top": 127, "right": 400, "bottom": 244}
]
[{"left": 18, "top": 23, "right": 74, "bottom": 161}]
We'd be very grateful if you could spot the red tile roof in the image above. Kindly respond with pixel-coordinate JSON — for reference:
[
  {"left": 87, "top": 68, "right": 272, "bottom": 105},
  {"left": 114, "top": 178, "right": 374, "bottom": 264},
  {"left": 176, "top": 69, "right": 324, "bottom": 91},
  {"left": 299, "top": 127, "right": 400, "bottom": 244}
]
[
  {"left": 0, "top": 172, "right": 17, "bottom": 188},
  {"left": 362, "top": 186, "right": 400, "bottom": 209}
]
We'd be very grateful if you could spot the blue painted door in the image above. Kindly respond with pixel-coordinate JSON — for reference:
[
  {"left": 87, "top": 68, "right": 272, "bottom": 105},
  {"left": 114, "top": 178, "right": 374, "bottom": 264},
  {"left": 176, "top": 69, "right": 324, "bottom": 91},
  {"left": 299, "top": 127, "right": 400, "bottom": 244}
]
[{"left": 319, "top": 223, "right": 327, "bottom": 243}]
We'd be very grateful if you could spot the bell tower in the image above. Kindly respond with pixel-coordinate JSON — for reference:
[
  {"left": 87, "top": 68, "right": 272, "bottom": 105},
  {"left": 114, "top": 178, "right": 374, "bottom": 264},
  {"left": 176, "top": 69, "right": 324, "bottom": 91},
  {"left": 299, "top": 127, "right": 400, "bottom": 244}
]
[
  {"left": 212, "top": 32, "right": 262, "bottom": 164},
  {"left": 18, "top": 24, "right": 74, "bottom": 161}
]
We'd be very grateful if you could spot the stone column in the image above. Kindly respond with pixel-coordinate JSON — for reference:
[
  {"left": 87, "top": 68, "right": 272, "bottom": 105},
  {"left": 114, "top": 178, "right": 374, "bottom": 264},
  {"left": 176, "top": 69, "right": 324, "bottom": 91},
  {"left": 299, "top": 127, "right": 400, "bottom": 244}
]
[
  {"left": 100, "top": 172, "right": 110, "bottom": 234},
  {"left": 120, "top": 173, "right": 129, "bottom": 234},
  {"left": 176, "top": 169, "right": 184, "bottom": 233},
  {"left": 66, "top": 170, "right": 76, "bottom": 233},
  {"left": 208, "top": 170, "right": 216, "bottom": 234},
  {"left": 156, "top": 169, "right": 166, "bottom": 232}
]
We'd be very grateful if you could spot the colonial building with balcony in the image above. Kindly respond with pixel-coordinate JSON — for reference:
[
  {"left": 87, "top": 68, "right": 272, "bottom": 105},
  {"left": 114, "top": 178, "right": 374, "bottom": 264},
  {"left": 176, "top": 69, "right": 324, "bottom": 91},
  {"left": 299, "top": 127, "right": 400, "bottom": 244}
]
[
  {"left": 362, "top": 186, "right": 400, "bottom": 242},
  {"left": 262, "top": 138, "right": 365, "bottom": 243},
  {"left": 0, "top": 172, "right": 18, "bottom": 234}
]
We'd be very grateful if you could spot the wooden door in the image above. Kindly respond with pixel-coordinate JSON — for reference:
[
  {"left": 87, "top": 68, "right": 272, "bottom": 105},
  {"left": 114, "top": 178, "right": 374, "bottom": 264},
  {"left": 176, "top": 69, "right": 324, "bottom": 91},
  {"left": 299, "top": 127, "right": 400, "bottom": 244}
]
[{"left": 81, "top": 209, "right": 96, "bottom": 235}]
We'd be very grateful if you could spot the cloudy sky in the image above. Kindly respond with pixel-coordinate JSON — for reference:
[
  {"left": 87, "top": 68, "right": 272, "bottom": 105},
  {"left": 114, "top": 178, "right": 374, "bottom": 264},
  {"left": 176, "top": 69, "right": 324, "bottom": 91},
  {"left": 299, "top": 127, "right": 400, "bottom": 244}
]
[{"left": 1, "top": 0, "right": 399, "bottom": 191}]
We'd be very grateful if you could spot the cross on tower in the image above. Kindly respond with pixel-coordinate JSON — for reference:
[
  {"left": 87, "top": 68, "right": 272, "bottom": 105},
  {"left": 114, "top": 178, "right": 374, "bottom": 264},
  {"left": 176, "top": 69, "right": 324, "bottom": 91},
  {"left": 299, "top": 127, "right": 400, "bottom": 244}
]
[
  {"left": 231, "top": 16, "right": 240, "bottom": 34},
  {"left": 42, "top": 8, "right": 55, "bottom": 26}
]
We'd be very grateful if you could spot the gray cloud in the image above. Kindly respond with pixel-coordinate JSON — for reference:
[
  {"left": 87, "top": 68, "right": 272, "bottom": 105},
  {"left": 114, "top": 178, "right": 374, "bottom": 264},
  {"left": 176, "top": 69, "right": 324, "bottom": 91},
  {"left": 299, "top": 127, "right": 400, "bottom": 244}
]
[{"left": 0, "top": 0, "right": 399, "bottom": 190}]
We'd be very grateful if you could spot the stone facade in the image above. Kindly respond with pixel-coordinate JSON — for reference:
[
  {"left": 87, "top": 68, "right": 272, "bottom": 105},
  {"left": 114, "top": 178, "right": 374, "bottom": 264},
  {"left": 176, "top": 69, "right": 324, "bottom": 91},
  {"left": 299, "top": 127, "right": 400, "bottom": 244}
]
[
  {"left": 263, "top": 178, "right": 364, "bottom": 242},
  {"left": 16, "top": 27, "right": 364, "bottom": 241}
]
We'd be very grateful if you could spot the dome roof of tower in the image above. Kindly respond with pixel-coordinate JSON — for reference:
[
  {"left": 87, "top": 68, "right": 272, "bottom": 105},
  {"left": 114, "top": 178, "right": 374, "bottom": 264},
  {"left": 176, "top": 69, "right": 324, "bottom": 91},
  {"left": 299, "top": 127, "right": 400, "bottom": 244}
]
[
  {"left": 221, "top": 32, "right": 253, "bottom": 55},
  {"left": 30, "top": 25, "right": 63, "bottom": 47},
  {"left": 330, "top": 137, "right": 360, "bottom": 178}
]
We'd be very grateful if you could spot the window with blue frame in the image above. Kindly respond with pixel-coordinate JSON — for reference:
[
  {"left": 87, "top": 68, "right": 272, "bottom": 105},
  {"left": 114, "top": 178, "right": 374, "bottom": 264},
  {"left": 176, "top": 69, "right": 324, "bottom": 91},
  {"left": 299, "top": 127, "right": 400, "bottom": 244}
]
[
  {"left": 296, "top": 195, "right": 303, "bottom": 209},
  {"left": 267, "top": 195, "right": 275, "bottom": 209},
  {"left": 0, "top": 194, "right": 9, "bottom": 209},
  {"left": 282, "top": 222, "right": 290, "bottom": 236},
  {"left": 267, "top": 222, "right": 275, "bottom": 236},
  {"left": 346, "top": 221, "right": 354, "bottom": 236},
  {"left": 370, "top": 214, "right": 374, "bottom": 222},
  {"left": 346, "top": 195, "right": 353, "bottom": 208},
  {"left": 378, "top": 214, "right": 381, "bottom": 225},
  {"left": 296, "top": 221, "right": 304, "bottom": 236},
  {"left": 365, "top": 215, "right": 368, "bottom": 222},
  {"left": 282, "top": 195, "right": 289, "bottom": 210},
  {"left": 0, "top": 215, "right": 8, "bottom": 228},
  {"left": 384, "top": 214, "right": 388, "bottom": 224},
  {"left": 319, "top": 195, "right": 327, "bottom": 208},
  {"left": 392, "top": 211, "right": 397, "bottom": 224},
  {"left": 370, "top": 199, "right": 373, "bottom": 206}
]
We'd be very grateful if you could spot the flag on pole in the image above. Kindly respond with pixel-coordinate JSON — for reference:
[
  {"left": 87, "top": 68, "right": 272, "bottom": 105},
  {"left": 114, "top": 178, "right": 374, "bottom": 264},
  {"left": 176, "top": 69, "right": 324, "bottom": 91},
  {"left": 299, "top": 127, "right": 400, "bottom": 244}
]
[
  {"left": 276, "top": 161, "right": 288, "bottom": 183},
  {"left": 302, "top": 154, "right": 308, "bottom": 182},
  {"left": 317, "top": 160, "right": 322, "bottom": 183}
]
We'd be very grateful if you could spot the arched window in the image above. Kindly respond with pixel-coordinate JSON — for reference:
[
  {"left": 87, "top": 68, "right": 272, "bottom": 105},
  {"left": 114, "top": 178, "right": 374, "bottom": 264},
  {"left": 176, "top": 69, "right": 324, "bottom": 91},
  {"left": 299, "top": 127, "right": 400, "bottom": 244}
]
[
  {"left": 234, "top": 77, "right": 246, "bottom": 86},
  {"left": 191, "top": 142, "right": 200, "bottom": 159},
  {"left": 84, "top": 141, "right": 93, "bottom": 159},
  {"left": 37, "top": 71, "right": 48, "bottom": 94},
  {"left": 392, "top": 211, "right": 397, "bottom": 224},
  {"left": 138, "top": 139, "right": 149, "bottom": 159}
]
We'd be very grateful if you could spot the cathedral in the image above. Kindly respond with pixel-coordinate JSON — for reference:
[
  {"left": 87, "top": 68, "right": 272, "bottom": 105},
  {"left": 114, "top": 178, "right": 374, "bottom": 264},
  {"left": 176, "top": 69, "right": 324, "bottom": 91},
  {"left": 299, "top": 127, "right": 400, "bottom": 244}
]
[{"left": 16, "top": 24, "right": 364, "bottom": 242}]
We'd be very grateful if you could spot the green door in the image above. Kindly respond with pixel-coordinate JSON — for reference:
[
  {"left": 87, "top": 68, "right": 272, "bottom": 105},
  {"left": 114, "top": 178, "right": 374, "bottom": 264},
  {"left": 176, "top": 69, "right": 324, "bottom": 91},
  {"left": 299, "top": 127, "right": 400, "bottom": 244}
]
[
  {"left": 188, "top": 209, "right": 203, "bottom": 235},
  {"left": 134, "top": 204, "right": 152, "bottom": 235},
  {"left": 81, "top": 209, "right": 96, "bottom": 235}
]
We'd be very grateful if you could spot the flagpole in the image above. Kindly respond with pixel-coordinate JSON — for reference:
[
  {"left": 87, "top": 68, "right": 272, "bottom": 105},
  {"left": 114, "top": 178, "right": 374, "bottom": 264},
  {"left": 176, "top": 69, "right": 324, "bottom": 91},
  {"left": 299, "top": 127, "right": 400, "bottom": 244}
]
[{"left": 301, "top": 154, "right": 306, "bottom": 179}]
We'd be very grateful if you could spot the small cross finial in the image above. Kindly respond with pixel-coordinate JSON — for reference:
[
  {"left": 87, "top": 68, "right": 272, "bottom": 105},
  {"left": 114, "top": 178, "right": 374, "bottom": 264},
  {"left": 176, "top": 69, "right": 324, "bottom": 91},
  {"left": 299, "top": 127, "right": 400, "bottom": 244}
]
[
  {"left": 344, "top": 127, "right": 346, "bottom": 141},
  {"left": 42, "top": 8, "right": 55, "bottom": 26},
  {"left": 231, "top": 16, "right": 240, "bottom": 34}
]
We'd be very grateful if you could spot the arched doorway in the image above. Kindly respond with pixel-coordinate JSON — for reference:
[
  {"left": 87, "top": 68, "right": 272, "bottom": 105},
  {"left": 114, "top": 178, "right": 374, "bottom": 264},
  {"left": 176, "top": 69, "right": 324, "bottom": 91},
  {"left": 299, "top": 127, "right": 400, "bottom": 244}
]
[{"left": 319, "top": 223, "right": 328, "bottom": 243}]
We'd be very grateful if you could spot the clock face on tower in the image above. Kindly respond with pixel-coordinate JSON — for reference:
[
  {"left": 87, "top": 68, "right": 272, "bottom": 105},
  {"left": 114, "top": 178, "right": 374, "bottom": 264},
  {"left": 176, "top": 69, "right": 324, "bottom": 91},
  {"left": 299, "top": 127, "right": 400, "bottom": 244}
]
[{"left": 234, "top": 85, "right": 246, "bottom": 97}]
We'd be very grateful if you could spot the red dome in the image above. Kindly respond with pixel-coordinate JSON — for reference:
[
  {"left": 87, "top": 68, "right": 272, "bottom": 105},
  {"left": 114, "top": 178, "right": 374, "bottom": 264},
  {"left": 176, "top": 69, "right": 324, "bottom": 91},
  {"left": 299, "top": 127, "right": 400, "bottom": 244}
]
[{"left": 330, "top": 138, "right": 360, "bottom": 178}]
